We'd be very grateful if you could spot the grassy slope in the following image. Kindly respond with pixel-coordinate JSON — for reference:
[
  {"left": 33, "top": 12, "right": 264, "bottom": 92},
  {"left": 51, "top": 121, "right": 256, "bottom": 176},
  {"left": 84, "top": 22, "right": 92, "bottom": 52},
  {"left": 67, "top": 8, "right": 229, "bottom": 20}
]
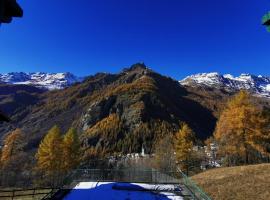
[{"left": 192, "top": 164, "right": 270, "bottom": 200}]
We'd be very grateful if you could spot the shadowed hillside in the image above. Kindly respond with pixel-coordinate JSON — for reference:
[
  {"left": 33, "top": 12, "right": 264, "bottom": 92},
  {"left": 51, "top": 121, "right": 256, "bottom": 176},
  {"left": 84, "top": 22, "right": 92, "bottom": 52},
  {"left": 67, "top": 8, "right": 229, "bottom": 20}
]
[
  {"left": 0, "top": 84, "right": 45, "bottom": 116},
  {"left": 0, "top": 64, "right": 262, "bottom": 154}
]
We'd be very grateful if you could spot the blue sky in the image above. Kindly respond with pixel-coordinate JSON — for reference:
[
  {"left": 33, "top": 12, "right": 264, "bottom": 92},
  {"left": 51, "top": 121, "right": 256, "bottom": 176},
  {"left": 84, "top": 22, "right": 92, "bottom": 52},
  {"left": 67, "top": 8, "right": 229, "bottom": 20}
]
[{"left": 0, "top": 0, "right": 270, "bottom": 80}]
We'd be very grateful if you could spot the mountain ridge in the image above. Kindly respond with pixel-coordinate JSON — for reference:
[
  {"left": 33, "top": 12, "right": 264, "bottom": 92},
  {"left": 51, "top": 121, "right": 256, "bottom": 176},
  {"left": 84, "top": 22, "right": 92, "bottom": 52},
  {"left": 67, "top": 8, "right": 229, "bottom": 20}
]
[
  {"left": 0, "top": 64, "right": 218, "bottom": 154},
  {"left": 2, "top": 70, "right": 270, "bottom": 97},
  {"left": 180, "top": 72, "right": 270, "bottom": 98},
  {"left": 1, "top": 65, "right": 270, "bottom": 155},
  {"left": 0, "top": 72, "right": 83, "bottom": 90}
]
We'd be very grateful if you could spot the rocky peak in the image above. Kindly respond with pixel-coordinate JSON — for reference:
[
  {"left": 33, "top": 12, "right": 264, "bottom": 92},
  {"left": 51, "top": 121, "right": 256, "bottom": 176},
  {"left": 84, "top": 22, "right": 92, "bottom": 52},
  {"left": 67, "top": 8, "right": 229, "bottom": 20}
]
[{"left": 122, "top": 63, "right": 151, "bottom": 73}]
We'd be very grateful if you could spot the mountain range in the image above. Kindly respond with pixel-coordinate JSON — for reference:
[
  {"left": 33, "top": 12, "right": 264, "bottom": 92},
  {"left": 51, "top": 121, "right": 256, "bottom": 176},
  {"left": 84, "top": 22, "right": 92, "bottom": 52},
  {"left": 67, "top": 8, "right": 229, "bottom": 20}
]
[
  {"left": 0, "top": 72, "right": 83, "bottom": 90},
  {"left": 180, "top": 73, "right": 270, "bottom": 98},
  {"left": 0, "top": 64, "right": 269, "bottom": 155},
  {"left": 1, "top": 71, "right": 270, "bottom": 98}
]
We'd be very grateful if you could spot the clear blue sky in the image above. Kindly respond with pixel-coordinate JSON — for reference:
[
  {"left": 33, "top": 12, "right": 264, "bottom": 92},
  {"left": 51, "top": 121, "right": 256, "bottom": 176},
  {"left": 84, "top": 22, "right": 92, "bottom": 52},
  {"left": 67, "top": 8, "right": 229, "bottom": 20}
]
[{"left": 0, "top": 0, "right": 270, "bottom": 79}]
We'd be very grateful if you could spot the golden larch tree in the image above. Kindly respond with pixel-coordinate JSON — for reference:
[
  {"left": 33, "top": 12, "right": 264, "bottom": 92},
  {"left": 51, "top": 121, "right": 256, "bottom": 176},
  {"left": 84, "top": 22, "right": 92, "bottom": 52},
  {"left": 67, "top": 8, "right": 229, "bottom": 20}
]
[
  {"left": 214, "top": 90, "right": 269, "bottom": 165},
  {"left": 62, "top": 128, "right": 81, "bottom": 172},
  {"left": 254, "top": 108, "right": 270, "bottom": 157},
  {"left": 35, "top": 125, "right": 63, "bottom": 184},
  {"left": 0, "top": 128, "right": 23, "bottom": 168},
  {"left": 174, "top": 123, "right": 195, "bottom": 175}
]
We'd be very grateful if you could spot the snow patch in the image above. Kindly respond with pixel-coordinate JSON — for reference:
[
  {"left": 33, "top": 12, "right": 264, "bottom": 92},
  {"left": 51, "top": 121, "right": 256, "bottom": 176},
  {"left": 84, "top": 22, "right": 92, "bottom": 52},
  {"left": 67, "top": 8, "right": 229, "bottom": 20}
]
[
  {"left": 266, "top": 84, "right": 270, "bottom": 92},
  {"left": 64, "top": 182, "right": 183, "bottom": 200},
  {"left": 0, "top": 72, "right": 84, "bottom": 90},
  {"left": 180, "top": 73, "right": 270, "bottom": 98},
  {"left": 223, "top": 74, "right": 234, "bottom": 79}
]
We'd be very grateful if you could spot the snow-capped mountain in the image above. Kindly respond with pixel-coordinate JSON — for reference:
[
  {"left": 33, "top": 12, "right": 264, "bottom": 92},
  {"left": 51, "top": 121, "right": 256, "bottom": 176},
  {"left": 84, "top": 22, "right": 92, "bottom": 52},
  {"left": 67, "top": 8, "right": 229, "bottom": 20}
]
[
  {"left": 0, "top": 72, "right": 84, "bottom": 90},
  {"left": 180, "top": 73, "right": 270, "bottom": 98}
]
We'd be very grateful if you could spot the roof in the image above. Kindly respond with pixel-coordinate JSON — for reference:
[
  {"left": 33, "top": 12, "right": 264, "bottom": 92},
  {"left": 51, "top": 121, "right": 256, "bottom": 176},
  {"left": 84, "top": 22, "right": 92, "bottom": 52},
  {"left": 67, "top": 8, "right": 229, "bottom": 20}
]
[{"left": 0, "top": 0, "right": 23, "bottom": 23}]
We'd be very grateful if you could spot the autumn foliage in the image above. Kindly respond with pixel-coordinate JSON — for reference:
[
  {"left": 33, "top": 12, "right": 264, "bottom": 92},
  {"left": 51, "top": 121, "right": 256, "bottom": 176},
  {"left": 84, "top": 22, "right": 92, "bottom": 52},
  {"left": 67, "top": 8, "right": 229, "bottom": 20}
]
[
  {"left": 0, "top": 129, "right": 28, "bottom": 186},
  {"left": 36, "top": 126, "right": 63, "bottom": 174},
  {"left": 174, "top": 123, "right": 196, "bottom": 174},
  {"left": 214, "top": 91, "right": 270, "bottom": 165},
  {"left": 35, "top": 125, "right": 81, "bottom": 186},
  {"left": 62, "top": 128, "right": 81, "bottom": 172},
  {"left": 0, "top": 129, "right": 23, "bottom": 167}
]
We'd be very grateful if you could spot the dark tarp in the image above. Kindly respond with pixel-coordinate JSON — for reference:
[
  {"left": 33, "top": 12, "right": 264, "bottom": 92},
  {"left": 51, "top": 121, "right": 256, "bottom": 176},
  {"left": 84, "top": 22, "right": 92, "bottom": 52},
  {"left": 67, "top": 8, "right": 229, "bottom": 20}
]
[
  {"left": 0, "top": 0, "right": 23, "bottom": 23},
  {"left": 0, "top": 111, "right": 9, "bottom": 122}
]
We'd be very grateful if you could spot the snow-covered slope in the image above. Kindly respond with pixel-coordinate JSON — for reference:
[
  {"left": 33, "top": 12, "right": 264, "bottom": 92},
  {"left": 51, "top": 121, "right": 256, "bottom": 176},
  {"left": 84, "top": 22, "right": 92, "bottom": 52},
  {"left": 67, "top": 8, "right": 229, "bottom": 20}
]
[
  {"left": 64, "top": 182, "right": 183, "bottom": 200},
  {"left": 180, "top": 73, "right": 270, "bottom": 98},
  {"left": 0, "top": 72, "right": 83, "bottom": 90}
]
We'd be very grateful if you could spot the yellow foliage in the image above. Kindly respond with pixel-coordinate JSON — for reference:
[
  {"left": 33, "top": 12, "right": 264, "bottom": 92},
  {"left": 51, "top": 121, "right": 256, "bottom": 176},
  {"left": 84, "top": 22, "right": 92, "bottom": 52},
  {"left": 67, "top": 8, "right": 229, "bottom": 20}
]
[
  {"left": 62, "top": 128, "right": 81, "bottom": 172},
  {"left": 35, "top": 125, "right": 63, "bottom": 175},
  {"left": 174, "top": 123, "right": 195, "bottom": 173},
  {"left": 0, "top": 129, "right": 23, "bottom": 168},
  {"left": 110, "top": 76, "right": 157, "bottom": 96},
  {"left": 86, "top": 113, "right": 122, "bottom": 140},
  {"left": 130, "top": 101, "right": 145, "bottom": 110},
  {"left": 214, "top": 90, "right": 270, "bottom": 164},
  {"left": 83, "top": 75, "right": 157, "bottom": 104}
]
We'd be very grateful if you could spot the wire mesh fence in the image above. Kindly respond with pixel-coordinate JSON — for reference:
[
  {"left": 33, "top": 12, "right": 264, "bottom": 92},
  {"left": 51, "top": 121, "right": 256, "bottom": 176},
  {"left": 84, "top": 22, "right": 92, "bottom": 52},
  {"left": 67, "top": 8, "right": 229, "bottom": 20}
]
[
  {"left": 0, "top": 167, "right": 212, "bottom": 200},
  {"left": 65, "top": 168, "right": 181, "bottom": 186},
  {"left": 177, "top": 168, "right": 212, "bottom": 200}
]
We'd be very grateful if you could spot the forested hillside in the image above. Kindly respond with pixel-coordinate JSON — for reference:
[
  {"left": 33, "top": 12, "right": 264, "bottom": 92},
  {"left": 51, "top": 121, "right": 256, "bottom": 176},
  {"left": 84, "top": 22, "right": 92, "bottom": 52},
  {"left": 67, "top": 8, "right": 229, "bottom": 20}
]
[{"left": 0, "top": 63, "right": 269, "bottom": 156}]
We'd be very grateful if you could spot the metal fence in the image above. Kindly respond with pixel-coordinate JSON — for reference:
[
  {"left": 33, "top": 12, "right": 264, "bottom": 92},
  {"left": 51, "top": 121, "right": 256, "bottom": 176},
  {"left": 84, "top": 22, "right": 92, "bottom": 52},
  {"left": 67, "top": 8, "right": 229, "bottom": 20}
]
[
  {"left": 177, "top": 168, "right": 212, "bottom": 200},
  {"left": 65, "top": 168, "right": 181, "bottom": 186},
  {"left": 0, "top": 167, "right": 212, "bottom": 200}
]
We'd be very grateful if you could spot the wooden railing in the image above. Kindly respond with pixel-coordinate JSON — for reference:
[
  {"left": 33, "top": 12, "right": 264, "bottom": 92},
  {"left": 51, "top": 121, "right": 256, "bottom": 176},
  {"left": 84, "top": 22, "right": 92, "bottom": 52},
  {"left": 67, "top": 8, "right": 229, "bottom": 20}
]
[{"left": 0, "top": 188, "right": 55, "bottom": 200}]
